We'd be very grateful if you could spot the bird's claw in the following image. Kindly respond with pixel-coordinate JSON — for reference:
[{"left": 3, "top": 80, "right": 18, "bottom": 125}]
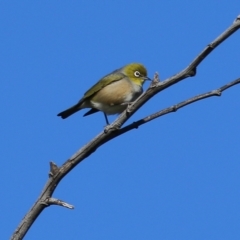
[{"left": 104, "top": 123, "right": 120, "bottom": 133}]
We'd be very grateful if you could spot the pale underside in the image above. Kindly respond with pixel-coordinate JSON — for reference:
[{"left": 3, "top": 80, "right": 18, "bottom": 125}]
[{"left": 81, "top": 78, "right": 143, "bottom": 115}]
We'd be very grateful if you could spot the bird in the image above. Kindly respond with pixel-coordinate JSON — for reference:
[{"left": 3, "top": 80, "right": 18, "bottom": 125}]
[{"left": 57, "top": 63, "right": 150, "bottom": 125}]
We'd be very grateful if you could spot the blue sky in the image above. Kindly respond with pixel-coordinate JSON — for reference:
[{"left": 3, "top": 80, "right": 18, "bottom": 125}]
[{"left": 1, "top": 1, "right": 240, "bottom": 239}]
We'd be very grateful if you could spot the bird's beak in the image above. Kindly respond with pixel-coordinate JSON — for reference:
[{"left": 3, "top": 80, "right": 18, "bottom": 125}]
[{"left": 144, "top": 76, "right": 151, "bottom": 81}]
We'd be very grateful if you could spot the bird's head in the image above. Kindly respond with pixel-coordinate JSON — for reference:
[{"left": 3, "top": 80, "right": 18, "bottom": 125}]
[{"left": 121, "top": 63, "right": 150, "bottom": 86}]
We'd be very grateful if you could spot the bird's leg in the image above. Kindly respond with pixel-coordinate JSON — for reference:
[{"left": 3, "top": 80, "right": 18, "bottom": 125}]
[
  {"left": 103, "top": 113, "right": 122, "bottom": 133},
  {"left": 104, "top": 113, "right": 110, "bottom": 125},
  {"left": 104, "top": 122, "right": 121, "bottom": 133}
]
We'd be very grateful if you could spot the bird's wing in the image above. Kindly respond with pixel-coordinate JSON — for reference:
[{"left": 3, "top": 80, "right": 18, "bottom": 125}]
[
  {"left": 83, "top": 108, "right": 99, "bottom": 116},
  {"left": 83, "top": 72, "right": 125, "bottom": 99}
]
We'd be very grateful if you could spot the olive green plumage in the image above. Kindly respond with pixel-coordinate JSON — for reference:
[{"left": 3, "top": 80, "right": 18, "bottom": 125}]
[{"left": 57, "top": 63, "right": 150, "bottom": 124}]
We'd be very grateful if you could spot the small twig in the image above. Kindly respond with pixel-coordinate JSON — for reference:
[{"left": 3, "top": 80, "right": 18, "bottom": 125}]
[
  {"left": 45, "top": 197, "right": 74, "bottom": 209},
  {"left": 150, "top": 72, "right": 160, "bottom": 87},
  {"left": 49, "top": 161, "right": 60, "bottom": 177}
]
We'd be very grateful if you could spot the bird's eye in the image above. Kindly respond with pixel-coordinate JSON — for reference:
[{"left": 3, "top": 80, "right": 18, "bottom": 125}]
[{"left": 134, "top": 71, "right": 141, "bottom": 77}]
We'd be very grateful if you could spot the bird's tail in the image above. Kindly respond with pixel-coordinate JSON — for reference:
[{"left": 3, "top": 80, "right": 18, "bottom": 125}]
[{"left": 57, "top": 104, "right": 81, "bottom": 119}]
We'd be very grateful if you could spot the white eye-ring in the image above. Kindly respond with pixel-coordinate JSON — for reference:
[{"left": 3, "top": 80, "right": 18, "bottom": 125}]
[{"left": 134, "top": 71, "right": 141, "bottom": 77}]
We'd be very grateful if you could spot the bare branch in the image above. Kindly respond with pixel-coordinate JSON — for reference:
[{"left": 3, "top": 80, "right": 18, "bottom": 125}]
[
  {"left": 107, "top": 77, "right": 240, "bottom": 138},
  {"left": 106, "top": 15, "right": 240, "bottom": 131},
  {"left": 11, "top": 15, "right": 240, "bottom": 240}
]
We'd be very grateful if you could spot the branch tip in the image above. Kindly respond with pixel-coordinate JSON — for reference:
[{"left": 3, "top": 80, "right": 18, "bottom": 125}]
[
  {"left": 150, "top": 72, "right": 160, "bottom": 87},
  {"left": 49, "top": 161, "right": 59, "bottom": 177}
]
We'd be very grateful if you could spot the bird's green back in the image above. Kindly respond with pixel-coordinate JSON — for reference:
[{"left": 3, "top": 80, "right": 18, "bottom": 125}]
[{"left": 83, "top": 71, "right": 125, "bottom": 99}]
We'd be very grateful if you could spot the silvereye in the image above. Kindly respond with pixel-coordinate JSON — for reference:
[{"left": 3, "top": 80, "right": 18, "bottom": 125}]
[{"left": 57, "top": 63, "right": 150, "bottom": 124}]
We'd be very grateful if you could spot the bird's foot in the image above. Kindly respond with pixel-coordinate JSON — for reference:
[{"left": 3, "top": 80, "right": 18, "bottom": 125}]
[{"left": 104, "top": 123, "right": 121, "bottom": 133}]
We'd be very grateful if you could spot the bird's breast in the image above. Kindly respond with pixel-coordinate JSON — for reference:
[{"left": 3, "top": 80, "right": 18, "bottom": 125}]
[{"left": 90, "top": 79, "right": 142, "bottom": 115}]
